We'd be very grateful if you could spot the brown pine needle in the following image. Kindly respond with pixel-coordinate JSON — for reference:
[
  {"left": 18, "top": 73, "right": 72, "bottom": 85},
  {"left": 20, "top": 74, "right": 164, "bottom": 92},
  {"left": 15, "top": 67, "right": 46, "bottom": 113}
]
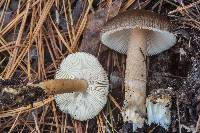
[
  {"left": 71, "top": 0, "right": 93, "bottom": 50},
  {"left": 52, "top": 101, "right": 60, "bottom": 133},
  {"left": 5, "top": 0, "right": 30, "bottom": 76},
  {"left": 50, "top": 16, "right": 73, "bottom": 53},
  {"left": 1, "top": 10, "right": 26, "bottom": 35},
  {"left": 169, "top": 0, "right": 200, "bottom": 14},
  {"left": 43, "top": 32, "right": 58, "bottom": 69},
  {"left": 8, "top": 112, "right": 21, "bottom": 133},
  {"left": 0, "top": 96, "right": 54, "bottom": 118},
  {"left": 32, "top": 111, "right": 41, "bottom": 133},
  {"left": 108, "top": 94, "right": 122, "bottom": 112},
  {"left": 4, "top": 0, "right": 55, "bottom": 79},
  {"left": 67, "top": 0, "right": 75, "bottom": 44},
  {"left": 121, "top": 0, "right": 136, "bottom": 11}
]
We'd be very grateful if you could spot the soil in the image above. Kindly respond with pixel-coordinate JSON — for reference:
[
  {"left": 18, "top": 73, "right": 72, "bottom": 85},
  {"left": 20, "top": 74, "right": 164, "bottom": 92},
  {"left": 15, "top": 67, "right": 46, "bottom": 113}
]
[{"left": 0, "top": 79, "right": 46, "bottom": 111}]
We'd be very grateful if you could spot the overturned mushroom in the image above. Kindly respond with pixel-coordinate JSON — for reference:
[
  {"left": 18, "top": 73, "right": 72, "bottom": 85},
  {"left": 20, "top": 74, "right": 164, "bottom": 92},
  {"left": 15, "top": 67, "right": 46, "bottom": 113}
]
[
  {"left": 101, "top": 9, "right": 176, "bottom": 130},
  {"left": 54, "top": 52, "right": 109, "bottom": 121}
]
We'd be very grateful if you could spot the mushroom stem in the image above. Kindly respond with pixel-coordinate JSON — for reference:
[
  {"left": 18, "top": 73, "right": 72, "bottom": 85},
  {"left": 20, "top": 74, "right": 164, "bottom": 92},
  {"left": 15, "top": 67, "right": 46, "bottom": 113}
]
[
  {"left": 123, "top": 27, "right": 147, "bottom": 129},
  {"left": 39, "top": 79, "right": 88, "bottom": 94}
]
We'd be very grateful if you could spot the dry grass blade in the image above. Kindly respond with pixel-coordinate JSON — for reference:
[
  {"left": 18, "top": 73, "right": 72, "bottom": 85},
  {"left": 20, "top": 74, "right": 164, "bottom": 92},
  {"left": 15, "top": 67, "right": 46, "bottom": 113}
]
[
  {"left": 38, "top": 30, "right": 47, "bottom": 80},
  {"left": 177, "top": 98, "right": 182, "bottom": 133},
  {"left": 20, "top": 117, "right": 35, "bottom": 132},
  {"left": 27, "top": 5, "right": 36, "bottom": 80},
  {"left": 8, "top": 112, "right": 21, "bottom": 133},
  {"left": 46, "top": 21, "right": 60, "bottom": 59},
  {"left": 31, "top": 0, "right": 55, "bottom": 41},
  {"left": 169, "top": 0, "right": 200, "bottom": 14},
  {"left": 4, "top": 0, "right": 55, "bottom": 79},
  {"left": 0, "top": 0, "right": 10, "bottom": 30},
  {"left": 196, "top": 115, "right": 200, "bottom": 132},
  {"left": 66, "top": 0, "right": 75, "bottom": 44},
  {"left": 107, "top": 101, "right": 115, "bottom": 132},
  {"left": 1, "top": 10, "right": 26, "bottom": 35},
  {"left": 71, "top": 0, "right": 93, "bottom": 50},
  {"left": 0, "top": 0, "right": 5, "bottom": 7},
  {"left": 32, "top": 111, "right": 41, "bottom": 133},
  {"left": 43, "top": 30, "right": 58, "bottom": 69},
  {"left": 0, "top": 44, "right": 15, "bottom": 52},
  {"left": 52, "top": 101, "right": 60, "bottom": 133},
  {"left": 50, "top": 16, "right": 73, "bottom": 53},
  {"left": 121, "top": 0, "right": 136, "bottom": 11},
  {"left": 3, "top": 41, "right": 28, "bottom": 79},
  {"left": 4, "top": 0, "right": 30, "bottom": 78},
  {"left": 108, "top": 94, "right": 122, "bottom": 112},
  {"left": 0, "top": 35, "right": 29, "bottom": 76},
  {"left": 97, "top": 114, "right": 105, "bottom": 133}
]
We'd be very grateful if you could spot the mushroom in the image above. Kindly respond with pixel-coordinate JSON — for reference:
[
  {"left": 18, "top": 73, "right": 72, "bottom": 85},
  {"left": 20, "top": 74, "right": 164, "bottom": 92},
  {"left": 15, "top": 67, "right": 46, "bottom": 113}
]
[
  {"left": 100, "top": 9, "right": 176, "bottom": 130},
  {"left": 146, "top": 90, "right": 172, "bottom": 129},
  {"left": 54, "top": 52, "right": 109, "bottom": 121}
]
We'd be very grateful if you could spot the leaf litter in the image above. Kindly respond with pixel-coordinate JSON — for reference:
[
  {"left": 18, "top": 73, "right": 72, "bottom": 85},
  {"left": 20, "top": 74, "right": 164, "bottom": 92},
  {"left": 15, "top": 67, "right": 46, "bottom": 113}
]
[{"left": 0, "top": 0, "right": 200, "bottom": 132}]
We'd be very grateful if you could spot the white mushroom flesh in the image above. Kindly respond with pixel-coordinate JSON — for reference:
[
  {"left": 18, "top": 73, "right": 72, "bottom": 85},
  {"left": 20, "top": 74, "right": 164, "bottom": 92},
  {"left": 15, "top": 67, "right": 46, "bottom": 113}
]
[{"left": 146, "top": 94, "right": 171, "bottom": 129}]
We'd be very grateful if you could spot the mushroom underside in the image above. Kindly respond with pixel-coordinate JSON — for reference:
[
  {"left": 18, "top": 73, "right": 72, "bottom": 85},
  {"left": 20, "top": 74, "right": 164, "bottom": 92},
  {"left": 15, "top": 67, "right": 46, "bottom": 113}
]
[
  {"left": 54, "top": 52, "right": 109, "bottom": 121},
  {"left": 101, "top": 27, "right": 176, "bottom": 55}
]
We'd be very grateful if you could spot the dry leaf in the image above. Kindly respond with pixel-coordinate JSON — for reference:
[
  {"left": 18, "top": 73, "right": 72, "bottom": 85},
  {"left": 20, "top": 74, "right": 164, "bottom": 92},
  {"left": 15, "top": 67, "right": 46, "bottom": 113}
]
[{"left": 79, "top": 0, "right": 123, "bottom": 56}]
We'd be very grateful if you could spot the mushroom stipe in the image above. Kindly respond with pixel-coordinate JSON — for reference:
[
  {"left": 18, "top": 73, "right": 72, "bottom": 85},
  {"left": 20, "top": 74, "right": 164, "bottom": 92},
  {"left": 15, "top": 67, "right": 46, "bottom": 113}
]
[{"left": 39, "top": 79, "right": 88, "bottom": 94}]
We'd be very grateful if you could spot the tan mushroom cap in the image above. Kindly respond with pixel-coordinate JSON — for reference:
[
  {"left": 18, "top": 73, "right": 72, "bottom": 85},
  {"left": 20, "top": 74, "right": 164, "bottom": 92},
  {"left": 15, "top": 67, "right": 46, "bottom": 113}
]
[{"left": 101, "top": 9, "right": 176, "bottom": 55}]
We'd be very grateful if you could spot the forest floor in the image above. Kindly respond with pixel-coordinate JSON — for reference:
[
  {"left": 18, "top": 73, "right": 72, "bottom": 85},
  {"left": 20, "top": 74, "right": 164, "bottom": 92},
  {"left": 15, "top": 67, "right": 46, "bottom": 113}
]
[{"left": 0, "top": 0, "right": 200, "bottom": 133}]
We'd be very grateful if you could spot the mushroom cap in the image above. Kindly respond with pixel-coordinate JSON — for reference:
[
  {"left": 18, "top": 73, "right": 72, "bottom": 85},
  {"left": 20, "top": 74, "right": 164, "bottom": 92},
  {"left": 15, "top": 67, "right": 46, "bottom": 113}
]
[
  {"left": 55, "top": 52, "right": 109, "bottom": 121},
  {"left": 101, "top": 9, "right": 176, "bottom": 55}
]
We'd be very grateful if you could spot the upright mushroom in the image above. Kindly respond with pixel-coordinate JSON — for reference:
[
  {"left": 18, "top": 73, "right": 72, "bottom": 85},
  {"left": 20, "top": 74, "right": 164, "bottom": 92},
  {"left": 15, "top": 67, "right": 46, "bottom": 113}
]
[
  {"left": 101, "top": 9, "right": 176, "bottom": 130},
  {"left": 54, "top": 52, "right": 109, "bottom": 121}
]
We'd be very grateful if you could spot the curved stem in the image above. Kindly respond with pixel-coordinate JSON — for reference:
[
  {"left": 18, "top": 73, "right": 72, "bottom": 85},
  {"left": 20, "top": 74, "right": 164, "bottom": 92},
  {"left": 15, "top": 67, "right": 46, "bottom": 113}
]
[
  {"left": 122, "top": 27, "right": 147, "bottom": 130},
  {"left": 39, "top": 79, "right": 88, "bottom": 94}
]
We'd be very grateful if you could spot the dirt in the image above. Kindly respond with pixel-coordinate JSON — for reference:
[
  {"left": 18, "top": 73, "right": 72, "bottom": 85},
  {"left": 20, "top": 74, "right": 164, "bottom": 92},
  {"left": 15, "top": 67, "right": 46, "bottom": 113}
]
[{"left": 0, "top": 79, "right": 46, "bottom": 111}]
